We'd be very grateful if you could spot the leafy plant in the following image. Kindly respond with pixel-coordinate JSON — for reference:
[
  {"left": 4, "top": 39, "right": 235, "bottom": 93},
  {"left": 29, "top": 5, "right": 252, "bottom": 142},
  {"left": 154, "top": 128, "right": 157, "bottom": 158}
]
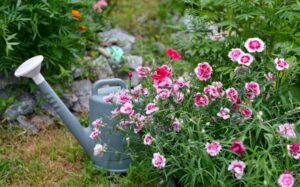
[{"left": 0, "top": 0, "right": 107, "bottom": 79}]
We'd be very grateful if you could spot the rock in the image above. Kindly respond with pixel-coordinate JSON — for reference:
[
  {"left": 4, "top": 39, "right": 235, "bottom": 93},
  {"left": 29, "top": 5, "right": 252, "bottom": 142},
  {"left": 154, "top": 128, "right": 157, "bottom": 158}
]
[
  {"left": 124, "top": 55, "right": 143, "bottom": 70},
  {"left": 154, "top": 42, "right": 166, "bottom": 54},
  {"left": 0, "top": 74, "right": 28, "bottom": 89},
  {"left": 0, "top": 89, "right": 8, "bottom": 99},
  {"left": 62, "top": 93, "right": 78, "bottom": 108},
  {"left": 90, "top": 57, "right": 114, "bottom": 80},
  {"left": 71, "top": 65, "right": 84, "bottom": 79},
  {"left": 16, "top": 115, "right": 38, "bottom": 134},
  {"left": 71, "top": 80, "right": 92, "bottom": 113},
  {"left": 98, "top": 28, "right": 136, "bottom": 53},
  {"left": 4, "top": 93, "right": 35, "bottom": 120},
  {"left": 72, "top": 80, "right": 92, "bottom": 97},
  {"left": 30, "top": 115, "right": 54, "bottom": 129}
]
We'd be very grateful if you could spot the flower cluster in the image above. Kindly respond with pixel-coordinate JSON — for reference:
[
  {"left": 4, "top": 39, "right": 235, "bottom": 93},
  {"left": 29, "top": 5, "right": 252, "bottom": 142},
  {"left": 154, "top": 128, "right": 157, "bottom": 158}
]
[
  {"left": 89, "top": 118, "right": 107, "bottom": 156},
  {"left": 101, "top": 40, "right": 297, "bottom": 185}
]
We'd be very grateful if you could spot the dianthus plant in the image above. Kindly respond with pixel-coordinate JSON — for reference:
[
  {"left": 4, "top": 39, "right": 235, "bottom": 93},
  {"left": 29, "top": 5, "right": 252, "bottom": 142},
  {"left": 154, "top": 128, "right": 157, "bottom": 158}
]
[{"left": 101, "top": 40, "right": 300, "bottom": 186}]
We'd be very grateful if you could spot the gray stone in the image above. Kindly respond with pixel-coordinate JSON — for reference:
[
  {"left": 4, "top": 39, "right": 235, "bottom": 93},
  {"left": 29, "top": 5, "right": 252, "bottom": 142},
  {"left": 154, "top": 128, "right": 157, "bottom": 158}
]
[
  {"left": 30, "top": 115, "right": 54, "bottom": 129},
  {"left": 72, "top": 96, "right": 89, "bottom": 113},
  {"left": 0, "top": 74, "right": 28, "bottom": 89},
  {"left": 124, "top": 55, "right": 143, "bottom": 70},
  {"left": 90, "top": 57, "right": 114, "bottom": 80},
  {"left": 71, "top": 80, "right": 92, "bottom": 113},
  {"left": 0, "top": 89, "right": 8, "bottom": 99},
  {"left": 4, "top": 94, "right": 35, "bottom": 120},
  {"left": 98, "top": 28, "right": 136, "bottom": 52},
  {"left": 71, "top": 65, "right": 84, "bottom": 79},
  {"left": 71, "top": 80, "right": 92, "bottom": 97},
  {"left": 16, "top": 115, "right": 38, "bottom": 134},
  {"left": 62, "top": 93, "right": 78, "bottom": 108},
  {"left": 154, "top": 42, "right": 166, "bottom": 53}
]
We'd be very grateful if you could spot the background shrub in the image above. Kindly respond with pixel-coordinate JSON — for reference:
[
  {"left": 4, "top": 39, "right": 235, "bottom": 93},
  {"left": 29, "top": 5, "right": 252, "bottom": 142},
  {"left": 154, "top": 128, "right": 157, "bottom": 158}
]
[{"left": 0, "top": 0, "right": 106, "bottom": 78}]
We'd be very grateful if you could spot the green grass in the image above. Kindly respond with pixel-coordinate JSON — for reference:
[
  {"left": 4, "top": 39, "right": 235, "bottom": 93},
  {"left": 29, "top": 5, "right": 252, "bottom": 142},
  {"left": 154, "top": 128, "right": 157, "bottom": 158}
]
[{"left": 0, "top": 125, "right": 162, "bottom": 186}]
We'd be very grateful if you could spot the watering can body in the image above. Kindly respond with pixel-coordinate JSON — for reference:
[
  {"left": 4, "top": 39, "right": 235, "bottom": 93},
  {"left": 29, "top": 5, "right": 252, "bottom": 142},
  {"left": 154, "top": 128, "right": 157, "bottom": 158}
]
[
  {"left": 89, "top": 79, "right": 131, "bottom": 172},
  {"left": 14, "top": 56, "right": 130, "bottom": 173}
]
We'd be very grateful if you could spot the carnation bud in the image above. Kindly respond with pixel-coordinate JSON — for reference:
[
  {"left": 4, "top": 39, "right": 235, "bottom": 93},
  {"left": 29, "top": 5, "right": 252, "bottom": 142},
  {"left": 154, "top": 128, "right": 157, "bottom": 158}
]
[{"left": 128, "top": 71, "right": 133, "bottom": 78}]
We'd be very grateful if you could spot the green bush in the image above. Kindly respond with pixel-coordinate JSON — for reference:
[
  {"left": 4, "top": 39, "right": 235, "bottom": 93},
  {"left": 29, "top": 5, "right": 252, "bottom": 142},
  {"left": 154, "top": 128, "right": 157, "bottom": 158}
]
[{"left": 0, "top": 0, "right": 106, "bottom": 77}]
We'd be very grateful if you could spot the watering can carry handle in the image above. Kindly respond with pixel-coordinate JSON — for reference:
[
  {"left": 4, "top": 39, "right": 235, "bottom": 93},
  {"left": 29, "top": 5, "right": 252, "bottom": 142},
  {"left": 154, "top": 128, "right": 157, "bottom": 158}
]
[{"left": 92, "top": 78, "right": 127, "bottom": 95}]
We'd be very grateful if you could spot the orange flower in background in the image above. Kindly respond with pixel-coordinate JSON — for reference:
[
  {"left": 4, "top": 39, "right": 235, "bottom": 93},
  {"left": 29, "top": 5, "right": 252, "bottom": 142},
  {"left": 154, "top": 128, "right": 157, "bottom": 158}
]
[
  {"left": 71, "top": 9, "right": 81, "bottom": 19},
  {"left": 78, "top": 25, "right": 87, "bottom": 32}
]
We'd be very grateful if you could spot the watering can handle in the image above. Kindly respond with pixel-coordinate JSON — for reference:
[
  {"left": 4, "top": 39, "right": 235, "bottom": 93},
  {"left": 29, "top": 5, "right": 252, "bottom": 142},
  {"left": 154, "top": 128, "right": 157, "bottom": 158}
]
[{"left": 92, "top": 78, "right": 127, "bottom": 95}]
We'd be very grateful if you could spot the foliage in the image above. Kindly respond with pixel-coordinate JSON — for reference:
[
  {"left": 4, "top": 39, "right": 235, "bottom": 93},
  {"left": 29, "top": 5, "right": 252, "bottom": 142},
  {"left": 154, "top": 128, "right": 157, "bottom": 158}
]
[
  {"left": 103, "top": 39, "right": 300, "bottom": 186},
  {"left": 0, "top": 0, "right": 107, "bottom": 78},
  {"left": 173, "top": 0, "right": 300, "bottom": 87}
]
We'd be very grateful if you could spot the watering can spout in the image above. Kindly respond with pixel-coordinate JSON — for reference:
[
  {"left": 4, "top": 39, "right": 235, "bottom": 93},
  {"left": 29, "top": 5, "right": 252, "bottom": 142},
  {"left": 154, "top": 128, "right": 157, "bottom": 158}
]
[{"left": 14, "top": 55, "right": 94, "bottom": 156}]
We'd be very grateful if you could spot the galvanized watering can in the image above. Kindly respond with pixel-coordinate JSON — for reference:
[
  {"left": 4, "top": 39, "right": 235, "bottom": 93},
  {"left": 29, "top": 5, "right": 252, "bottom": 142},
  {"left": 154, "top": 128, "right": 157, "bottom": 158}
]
[{"left": 14, "top": 55, "right": 130, "bottom": 173}]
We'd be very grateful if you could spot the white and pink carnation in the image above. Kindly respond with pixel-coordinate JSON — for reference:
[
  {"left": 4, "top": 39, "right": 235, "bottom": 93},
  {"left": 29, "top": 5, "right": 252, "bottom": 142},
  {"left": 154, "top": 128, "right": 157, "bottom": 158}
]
[
  {"left": 226, "top": 87, "right": 238, "bottom": 103},
  {"left": 156, "top": 88, "right": 171, "bottom": 100},
  {"left": 92, "top": 118, "right": 103, "bottom": 128},
  {"left": 245, "top": 37, "right": 265, "bottom": 53},
  {"left": 153, "top": 77, "right": 173, "bottom": 89},
  {"left": 287, "top": 142, "right": 300, "bottom": 159},
  {"left": 134, "top": 122, "right": 144, "bottom": 134},
  {"left": 120, "top": 102, "right": 134, "bottom": 116},
  {"left": 93, "top": 143, "right": 106, "bottom": 156},
  {"left": 115, "top": 90, "right": 132, "bottom": 104},
  {"left": 204, "top": 85, "right": 219, "bottom": 101},
  {"left": 244, "top": 81, "right": 260, "bottom": 99},
  {"left": 205, "top": 141, "right": 222, "bottom": 156},
  {"left": 145, "top": 103, "right": 159, "bottom": 115},
  {"left": 172, "top": 118, "right": 181, "bottom": 132},
  {"left": 228, "top": 160, "right": 246, "bottom": 180},
  {"left": 241, "top": 107, "right": 252, "bottom": 119},
  {"left": 143, "top": 133, "right": 153, "bottom": 145},
  {"left": 275, "top": 58, "right": 289, "bottom": 71},
  {"left": 90, "top": 129, "right": 101, "bottom": 140},
  {"left": 264, "top": 72, "right": 276, "bottom": 81},
  {"left": 174, "top": 92, "right": 184, "bottom": 103},
  {"left": 136, "top": 66, "right": 151, "bottom": 77},
  {"left": 152, "top": 152, "right": 166, "bottom": 169},
  {"left": 217, "top": 107, "right": 230, "bottom": 119},
  {"left": 194, "top": 62, "right": 213, "bottom": 81},
  {"left": 237, "top": 53, "right": 254, "bottom": 66},
  {"left": 277, "top": 123, "right": 296, "bottom": 138},
  {"left": 228, "top": 48, "right": 244, "bottom": 61},
  {"left": 111, "top": 108, "right": 120, "bottom": 116},
  {"left": 103, "top": 93, "right": 115, "bottom": 103},
  {"left": 194, "top": 93, "right": 209, "bottom": 107}
]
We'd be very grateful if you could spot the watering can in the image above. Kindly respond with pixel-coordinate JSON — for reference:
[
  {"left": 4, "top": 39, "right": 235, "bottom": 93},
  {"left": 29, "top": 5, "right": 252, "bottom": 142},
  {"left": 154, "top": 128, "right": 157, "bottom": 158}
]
[{"left": 14, "top": 55, "right": 131, "bottom": 173}]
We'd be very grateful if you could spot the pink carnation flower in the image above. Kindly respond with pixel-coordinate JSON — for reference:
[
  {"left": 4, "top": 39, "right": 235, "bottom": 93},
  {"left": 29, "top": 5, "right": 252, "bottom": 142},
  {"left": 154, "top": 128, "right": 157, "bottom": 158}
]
[
  {"left": 111, "top": 108, "right": 120, "bottom": 116},
  {"left": 194, "top": 93, "right": 209, "bottom": 107},
  {"left": 145, "top": 103, "right": 159, "bottom": 115},
  {"left": 172, "top": 118, "right": 181, "bottom": 132},
  {"left": 103, "top": 93, "right": 114, "bottom": 103},
  {"left": 264, "top": 72, "right": 276, "bottom": 81},
  {"left": 230, "top": 140, "right": 246, "bottom": 156},
  {"left": 174, "top": 92, "right": 184, "bottom": 103},
  {"left": 143, "top": 133, "right": 153, "bottom": 145},
  {"left": 166, "top": 48, "right": 181, "bottom": 60},
  {"left": 217, "top": 107, "right": 230, "bottom": 119},
  {"left": 241, "top": 107, "right": 252, "bottom": 119},
  {"left": 228, "top": 48, "right": 244, "bottom": 61},
  {"left": 119, "top": 120, "right": 131, "bottom": 128},
  {"left": 244, "top": 82, "right": 260, "bottom": 99},
  {"left": 205, "top": 141, "right": 222, "bottom": 156},
  {"left": 244, "top": 38, "right": 265, "bottom": 53},
  {"left": 90, "top": 129, "right": 101, "bottom": 140},
  {"left": 226, "top": 87, "right": 238, "bottom": 103},
  {"left": 93, "top": 0, "right": 108, "bottom": 12},
  {"left": 204, "top": 85, "right": 220, "bottom": 101},
  {"left": 287, "top": 142, "right": 300, "bottom": 159},
  {"left": 237, "top": 53, "right": 254, "bottom": 66},
  {"left": 275, "top": 58, "right": 289, "bottom": 71},
  {"left": 156, "top": 88, "right": 171, "bottom": 100},
  {"left": 278, "top": 171, "right": 295, "bottom": 187},
  {"left": 134, "top": 122, "right": 144, "bottom": 134},
  {"left": 115, "top": 90, "right": 132, "bottom": 104},
  {"left": 194, "top": 62, "right": 213, "bottom": 81},
  {"left": 120, "top": 102, "right": 134, "bottom": 116},
  {"left": 153, "top": 77, "right": 173, "bottom": 89},
  {"left": 152, "top": 152, "right": 166, "bottom": 169},
  {"left": 228, "top": 160, "right": 246, "bottom": 179},
  {"left": 92, "top": 118, "right": 103, "bottom": 128},
  {"left": 136, "top": 66, "right": 151, "bottom": 77},
  {"left": 278, "top": 123, "right": 296, "bottom": 138}
]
